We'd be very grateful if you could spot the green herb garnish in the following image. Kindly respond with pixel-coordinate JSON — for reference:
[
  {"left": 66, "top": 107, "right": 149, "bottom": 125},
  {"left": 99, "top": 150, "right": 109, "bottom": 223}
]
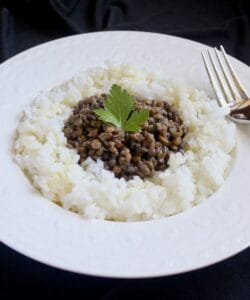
[{"left": 94, "top": 84, "right": 149, "bottom": 132}]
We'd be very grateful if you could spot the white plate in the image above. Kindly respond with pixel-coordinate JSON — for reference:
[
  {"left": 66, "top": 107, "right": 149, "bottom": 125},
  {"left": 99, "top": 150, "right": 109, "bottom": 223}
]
[{"left": 0, "top": 31, "right": 250, "bottom": 278}]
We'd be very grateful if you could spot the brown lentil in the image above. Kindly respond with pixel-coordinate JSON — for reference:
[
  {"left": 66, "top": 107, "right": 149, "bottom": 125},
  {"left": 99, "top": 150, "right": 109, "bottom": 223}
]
[{"left": 63, "top": 95, "right": 188, "bottom": 180}]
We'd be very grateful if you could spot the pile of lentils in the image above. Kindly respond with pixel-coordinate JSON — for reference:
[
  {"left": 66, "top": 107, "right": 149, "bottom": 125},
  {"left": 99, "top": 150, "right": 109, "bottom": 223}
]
[{"left": 63, "top": 94, "right": 187, "bottom": 180}]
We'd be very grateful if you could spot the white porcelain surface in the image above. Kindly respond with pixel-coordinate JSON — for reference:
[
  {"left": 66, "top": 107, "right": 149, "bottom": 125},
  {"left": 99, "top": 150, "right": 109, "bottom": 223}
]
[{"left": 0, "top": 31, "right": 249, "bottom": 278}]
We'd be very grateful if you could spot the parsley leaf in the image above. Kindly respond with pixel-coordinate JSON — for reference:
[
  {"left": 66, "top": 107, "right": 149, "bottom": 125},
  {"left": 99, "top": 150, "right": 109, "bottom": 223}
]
[
  {"left": 123, "top": 109, "right": 149, "bottom": 132},
  {"left": 94, "top": 84, "right": 149, "bottom": 132}
]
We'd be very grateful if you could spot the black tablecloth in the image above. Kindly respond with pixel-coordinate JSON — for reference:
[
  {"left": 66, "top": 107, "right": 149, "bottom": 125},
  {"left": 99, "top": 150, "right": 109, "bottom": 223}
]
[{"left": 0, "top": 1, "right": 250, "bottom": 299}]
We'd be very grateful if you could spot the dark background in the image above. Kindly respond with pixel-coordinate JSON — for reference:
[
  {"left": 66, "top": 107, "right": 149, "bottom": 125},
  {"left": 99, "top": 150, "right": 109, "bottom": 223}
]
[{"left": 0, "top": 0, "right": 250, "bottom": 299}]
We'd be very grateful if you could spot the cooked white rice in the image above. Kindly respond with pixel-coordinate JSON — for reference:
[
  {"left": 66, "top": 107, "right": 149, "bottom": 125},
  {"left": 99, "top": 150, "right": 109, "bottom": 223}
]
[{"left": 14, "top": 63, "right": 236, "bottom": 221}]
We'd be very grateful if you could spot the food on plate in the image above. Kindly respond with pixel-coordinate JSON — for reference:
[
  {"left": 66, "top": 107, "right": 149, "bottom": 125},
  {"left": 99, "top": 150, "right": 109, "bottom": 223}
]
[
  {"left": 14, "top": 64, "right": 236, "bottom": 221},
  {"left": 63, "top": 85, "right": 187, "bottom": 180}
]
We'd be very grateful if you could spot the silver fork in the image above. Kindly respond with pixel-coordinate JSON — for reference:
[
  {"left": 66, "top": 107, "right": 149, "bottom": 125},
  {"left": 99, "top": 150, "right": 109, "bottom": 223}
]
[{"left": 202, "top": 46, "right": 250, "bottom": 124}]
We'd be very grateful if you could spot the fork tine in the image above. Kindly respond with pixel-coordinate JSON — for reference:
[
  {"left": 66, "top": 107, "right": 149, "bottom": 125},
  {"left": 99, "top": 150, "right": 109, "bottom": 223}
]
[
  {"left": 201, "top": 52, "right": 227, "bottom": 107},
  {"left": 220, "top": 45, "right": 249, "bottom": 100},
  {"left": 208, "top": 50, "right": 232, "bottom": 103},
  {"left": 214, "top": 48, "right": 240, "bottom": 103}
]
